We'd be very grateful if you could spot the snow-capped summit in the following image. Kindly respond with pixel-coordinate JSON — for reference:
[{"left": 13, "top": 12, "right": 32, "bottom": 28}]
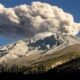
[{"left": 0, "top": 32, "right": 80, "bottom": 63}]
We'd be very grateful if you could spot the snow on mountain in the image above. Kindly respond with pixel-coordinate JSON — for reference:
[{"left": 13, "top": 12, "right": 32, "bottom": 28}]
[{"left": 0, "top": 32, "right": 80, "bottom": 63}]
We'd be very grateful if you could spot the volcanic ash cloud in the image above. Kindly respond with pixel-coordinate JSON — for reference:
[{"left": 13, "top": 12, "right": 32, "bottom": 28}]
[{"left": 0, "top": 2, "right": 80, "bottom": 37}]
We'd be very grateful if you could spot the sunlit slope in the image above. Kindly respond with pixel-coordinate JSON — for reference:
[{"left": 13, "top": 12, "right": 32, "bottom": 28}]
[
  {"left": 53, "top": 57, "right": 80, "bottom": 73},
  {"left": 1, "top": 44, "right": 80, "bottom": 74}
]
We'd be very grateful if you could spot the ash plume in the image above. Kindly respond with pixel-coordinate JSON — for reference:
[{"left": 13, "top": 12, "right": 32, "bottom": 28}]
[{"left": 0, "top": 2, "right": 80, "bottom": 38}]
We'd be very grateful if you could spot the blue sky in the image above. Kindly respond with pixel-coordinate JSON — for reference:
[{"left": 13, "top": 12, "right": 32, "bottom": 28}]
[{"left": 0, "top": 0, "right": 80, "bottom": 46}]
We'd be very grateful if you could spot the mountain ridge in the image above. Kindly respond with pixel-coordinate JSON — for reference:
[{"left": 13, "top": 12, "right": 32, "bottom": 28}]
[{"left": 0, "top": 32, "right": 80, "bottom": 64}]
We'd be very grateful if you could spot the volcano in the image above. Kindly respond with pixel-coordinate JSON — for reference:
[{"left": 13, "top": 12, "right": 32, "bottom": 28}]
[{"left": 0, "top": 2, "right": 80, "bottom": 77}]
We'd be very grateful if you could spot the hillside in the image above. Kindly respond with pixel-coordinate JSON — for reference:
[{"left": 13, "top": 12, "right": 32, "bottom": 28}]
[{"left": 0, "top": 44, "right": 80, "bottom": 74}]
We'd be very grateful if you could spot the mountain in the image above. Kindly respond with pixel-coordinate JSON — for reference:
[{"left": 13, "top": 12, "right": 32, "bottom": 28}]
[
  {"left": 0, "top": 32, "right": 79, "bottom": 63},
  {"left": 0, "top": 32, "right": 80, "bottom": 75}
]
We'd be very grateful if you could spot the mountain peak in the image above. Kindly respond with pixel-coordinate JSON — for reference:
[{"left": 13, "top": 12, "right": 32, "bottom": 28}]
[{"left": 0, "top": 32, "right": 80, "bottom": 63}]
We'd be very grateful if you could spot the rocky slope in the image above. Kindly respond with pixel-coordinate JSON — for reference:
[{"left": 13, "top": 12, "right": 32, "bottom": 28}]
[{"left": 0, "top": 32, "right": 80, "bottom": 64}]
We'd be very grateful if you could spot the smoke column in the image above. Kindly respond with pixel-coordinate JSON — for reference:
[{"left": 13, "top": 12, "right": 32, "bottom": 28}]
[{"left": 0, "top": 2, "right": 80, "bottom": 38}]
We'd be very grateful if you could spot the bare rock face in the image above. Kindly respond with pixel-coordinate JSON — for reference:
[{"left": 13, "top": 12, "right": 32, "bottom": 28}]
[{"left": 0, "top": 32, "right": 80, "bottom": 63}]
